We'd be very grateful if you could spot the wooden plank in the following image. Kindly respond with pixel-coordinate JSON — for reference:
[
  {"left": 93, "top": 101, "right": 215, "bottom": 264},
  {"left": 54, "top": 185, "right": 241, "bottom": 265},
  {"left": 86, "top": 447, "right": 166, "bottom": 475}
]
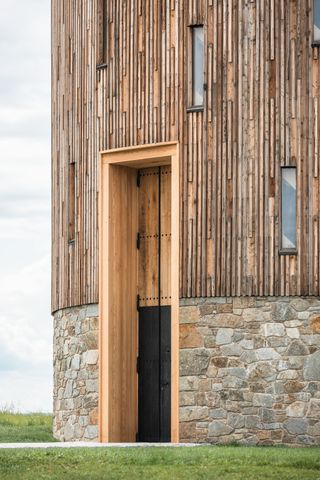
[
  {"left": 137, "top": 166, "right": 172, "bottom": 308},
  {"left": 52, "top": 0, "right": 320, "bottom": 312},
  {"left": 160, "top": 167, "right": 172, "bottom": 306},
  {"left": 138, "top": 168, "right": 160, "bottom": 307},
  {"left": 106, "top": 164, "right": 138, "bottom": 442}
]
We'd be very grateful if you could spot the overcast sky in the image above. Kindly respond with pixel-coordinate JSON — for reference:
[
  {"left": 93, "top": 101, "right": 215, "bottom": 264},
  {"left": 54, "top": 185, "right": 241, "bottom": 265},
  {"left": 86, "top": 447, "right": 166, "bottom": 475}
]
[{"left": 0, "top": 0, "right": 52, "bottom": 412}]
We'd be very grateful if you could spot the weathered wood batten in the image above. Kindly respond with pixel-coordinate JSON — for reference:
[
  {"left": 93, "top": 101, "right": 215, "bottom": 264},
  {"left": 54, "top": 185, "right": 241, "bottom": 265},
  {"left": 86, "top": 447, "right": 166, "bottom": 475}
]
[{"left": 52, "top": 0, "right": 320, "bottom": 312}]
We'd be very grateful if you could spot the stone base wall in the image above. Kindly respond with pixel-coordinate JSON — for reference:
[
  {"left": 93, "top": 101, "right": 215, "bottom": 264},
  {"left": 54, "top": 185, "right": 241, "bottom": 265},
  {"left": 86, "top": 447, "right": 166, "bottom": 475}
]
[
  {"left": 179, "top": 297, "right": 320, "bottom": 446},
  {"left": 53, "top": 304, "right": 99, "bottom": 441}
]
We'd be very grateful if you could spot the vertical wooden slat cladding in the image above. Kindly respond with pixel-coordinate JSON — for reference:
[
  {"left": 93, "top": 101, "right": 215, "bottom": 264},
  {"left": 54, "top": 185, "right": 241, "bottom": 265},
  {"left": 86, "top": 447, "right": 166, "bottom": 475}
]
[
  {"left": 52, "top": 0, "right": 179, "bottom": 312},
  {"left": 191, "top": 0, "right": 320, "bottom": 299},
  {"left": 52, "top": 0, "right": 100, "bottom": 311},
  {"left": 52, "top": 0, "right": 320, "bottom": 312}
]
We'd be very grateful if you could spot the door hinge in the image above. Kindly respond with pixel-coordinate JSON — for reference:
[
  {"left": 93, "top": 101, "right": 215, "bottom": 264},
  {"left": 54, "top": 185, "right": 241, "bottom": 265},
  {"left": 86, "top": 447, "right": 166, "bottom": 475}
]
[
  {"left": 136, "top": 294, "right": 140, "bottom": 312},
  {"left": 136, "top": 232, "right": 140, "bottom": 250},
  {"left": 137, "top": 170, "right": 141, "bottom": 187},
  {"left": 136, "top": 432, "right": 139, "bottom": 442},
  {"left": 136, "top": 356, "right": 140, "bottom": 374}
]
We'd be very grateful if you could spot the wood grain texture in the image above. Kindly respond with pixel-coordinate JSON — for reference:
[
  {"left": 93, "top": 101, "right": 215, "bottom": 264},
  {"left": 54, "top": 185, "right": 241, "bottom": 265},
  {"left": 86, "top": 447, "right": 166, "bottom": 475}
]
[
  {"left": 138, "top": 167, "right": 172, "bottom": 307},
  {"left": 52, "top": 0, "right": 320, "bottom": 312},
  {"left": 99, "top": 144, "right": 179, "bottom": 442},
  {"left": 101, "top": 164, "right": 138, "bottom": 442}
]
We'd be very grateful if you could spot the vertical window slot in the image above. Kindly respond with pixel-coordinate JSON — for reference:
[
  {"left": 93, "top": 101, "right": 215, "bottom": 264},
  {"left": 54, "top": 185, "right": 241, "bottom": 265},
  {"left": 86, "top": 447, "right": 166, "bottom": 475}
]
[
  {"left": 68, "top": 163, "right": 76, "bottom": 243},
  {"left": 103, "top": 0, "right": 108, "bottom": 63},
  {"left": 314, "top": 0, "right": 320, "bottom": 44},
  {"left": 192, "top": 26, "right": 204, "bottom": 107},
  {"left": 281, "top": 167, "right": 297, "bottom": 252},
  {"left": 97, "top": 0, "right": 108, "bottom": 66}
]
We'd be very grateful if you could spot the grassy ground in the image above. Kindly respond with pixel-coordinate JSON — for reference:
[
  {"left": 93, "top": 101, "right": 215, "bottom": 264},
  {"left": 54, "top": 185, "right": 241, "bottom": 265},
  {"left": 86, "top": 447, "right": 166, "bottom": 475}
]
[
  {"left": 0, "top": 412, "right": 56, "bottom": 443},
  {"left": 0, "top": 446, "right": 320, "bottom": 480},
  {"left": 0, "top": 414, "right": 319, "bottom": 480}
]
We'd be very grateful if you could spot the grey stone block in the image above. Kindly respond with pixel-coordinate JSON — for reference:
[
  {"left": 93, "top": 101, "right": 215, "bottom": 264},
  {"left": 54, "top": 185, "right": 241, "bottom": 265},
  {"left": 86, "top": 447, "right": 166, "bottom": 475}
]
[
  {"left": 227, "top": 413, "right": 245, "bottom": 429},
  {"left": 262, "top": 323, "right": 285, "bottom": 337},
  {"left": 208, "top": 421, "right": 233, "bottom": 437},
  {"left": 304, "top": 351, "right": 320, "bottom": 381},
  {"left": 253, "top": 394, "right": 273, "bottom": 408},
  {"left": 179, "top": 349, "right": 210, "bottom": 376},
  {"left": 284, "top": 419, "right": 308, "bottom": 435},
  {"left": 307, "top": 400, "right": 320, "bottom": 418},
  {"left": 245, "top": 416, "right": 262, "bottom": 429},
  {"left": 84, "top": 350, "right": 99, "bottom": 365},
  {"left": 216, "top": 328, "right": 234, "bottom": 345},
  {"left": 179, "top": 406, "right": 208, "bottom": 422},
  {"left": 84, "top": 425, "right": 98, "bottom": 439},
  {"left": 256, "top": 348, "right": 281, "bottom": 361},
  {"left": 286, "top": 402, "right": 307, "bottom": 418},
  {"left": 287, "top": 340, "right": 309, "bottom": 356}
]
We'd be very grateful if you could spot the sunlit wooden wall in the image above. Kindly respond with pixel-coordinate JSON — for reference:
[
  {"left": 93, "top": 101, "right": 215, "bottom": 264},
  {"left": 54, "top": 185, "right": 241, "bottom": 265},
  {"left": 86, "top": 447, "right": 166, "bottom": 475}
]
[{"left": 52, "top": 0, "right": 320, "bottom": 312}]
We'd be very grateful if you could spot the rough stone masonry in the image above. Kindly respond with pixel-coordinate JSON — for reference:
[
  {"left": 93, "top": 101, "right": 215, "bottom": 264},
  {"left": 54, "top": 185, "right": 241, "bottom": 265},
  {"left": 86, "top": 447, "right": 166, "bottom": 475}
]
[
  {"left": 53, "top": 304, "right": 99, "bottom": 442},
  {"left": 53, "top": 297, "right": 320, "bottom": 445},
  {"left": 179, "top": 297, "right": 320, "bottom": 446}
]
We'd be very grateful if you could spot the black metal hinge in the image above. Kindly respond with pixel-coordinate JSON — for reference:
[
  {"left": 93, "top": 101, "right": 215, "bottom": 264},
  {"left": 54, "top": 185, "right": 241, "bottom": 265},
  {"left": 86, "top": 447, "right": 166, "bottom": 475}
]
[
  {"left": 136, "top": 356, "right": 140, "bottom": 374},
  {"left": 136, "top": 294, "right": 140, "bottom": 312},
  {"left": 96, "top": 62, "right": 108, "bottom": 71},
  {"left": 137, "top": 170, "right": 141, "bottom": 187},
  {"left": 136, "top": 432, "right": 139, "bottom": 442},
  {"left": 136, "top": 232, "right": 140, "bottom": 250}
]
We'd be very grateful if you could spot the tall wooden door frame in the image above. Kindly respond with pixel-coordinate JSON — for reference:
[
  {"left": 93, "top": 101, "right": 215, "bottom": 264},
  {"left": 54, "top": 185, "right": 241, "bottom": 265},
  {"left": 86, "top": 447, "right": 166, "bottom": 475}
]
[{"left": 99, "top": 142, "right": 179, "bottom": 443}]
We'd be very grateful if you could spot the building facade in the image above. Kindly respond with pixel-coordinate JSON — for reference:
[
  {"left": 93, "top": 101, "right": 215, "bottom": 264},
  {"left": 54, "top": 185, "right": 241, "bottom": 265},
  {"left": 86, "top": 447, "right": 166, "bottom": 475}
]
[{"left": 52, "top": 0, "right": 320, "bottom": 445}]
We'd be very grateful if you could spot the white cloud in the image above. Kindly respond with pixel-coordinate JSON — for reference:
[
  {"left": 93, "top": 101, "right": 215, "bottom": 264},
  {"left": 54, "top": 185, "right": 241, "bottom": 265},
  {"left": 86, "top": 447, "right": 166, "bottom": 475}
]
[
  {"left": 0, "top": 0, "right": 52, "bottom": 412},
  {"left": 0, "top": 371, "right": 52, "bottom": 413},
  {"left": 0, "top": 138, "right": 50, "bottom": 197},
  {"left": 0, "top": 253, "right": 52, "bottom": 412}
]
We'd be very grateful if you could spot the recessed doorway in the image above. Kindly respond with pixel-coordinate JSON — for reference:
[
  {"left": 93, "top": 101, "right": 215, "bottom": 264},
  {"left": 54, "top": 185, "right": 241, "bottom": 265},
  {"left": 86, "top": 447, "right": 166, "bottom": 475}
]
[{"left": 99, "top": 142, "right": 179, "bottom": 443}]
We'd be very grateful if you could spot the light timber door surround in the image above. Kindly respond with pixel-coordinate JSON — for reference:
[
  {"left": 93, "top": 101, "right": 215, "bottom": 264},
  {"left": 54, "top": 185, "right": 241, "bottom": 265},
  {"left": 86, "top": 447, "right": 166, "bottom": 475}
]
[{"left": 99, "top": 142, "right": 179, "bottom": 443}]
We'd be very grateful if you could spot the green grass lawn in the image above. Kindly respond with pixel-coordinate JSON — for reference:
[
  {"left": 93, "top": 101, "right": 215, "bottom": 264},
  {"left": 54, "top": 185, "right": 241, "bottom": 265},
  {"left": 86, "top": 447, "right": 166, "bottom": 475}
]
[
  {"left": 0, "top": 446, "right": 320, "bottom": 480},
  {"left": 0, "top": 412, "right": 56, "bottom": 443},
  {"left": 0, "top": 414, "right": 319, "bottom": 480}
]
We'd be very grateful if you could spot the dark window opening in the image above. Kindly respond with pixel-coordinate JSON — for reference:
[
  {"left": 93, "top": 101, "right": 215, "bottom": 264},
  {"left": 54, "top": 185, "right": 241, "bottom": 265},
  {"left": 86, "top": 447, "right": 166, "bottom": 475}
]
[
  {"left": 68, "top": 162, "right": 76, "bottom": 243},
  {"left": 97, "top": 0, "right": 108, "bottom": 68},
  {"left": 280, "top": 167, "right": 297, "bottom": 253}
]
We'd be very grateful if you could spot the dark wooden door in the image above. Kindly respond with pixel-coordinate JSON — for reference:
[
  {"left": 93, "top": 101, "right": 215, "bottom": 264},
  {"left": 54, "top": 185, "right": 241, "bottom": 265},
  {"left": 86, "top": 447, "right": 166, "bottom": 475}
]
[
  {"left": 137, "top": 167, "right": 171, "bottom": 442},
  {"left": 137, "top": 306, "right": 171, "bottom": 442}
]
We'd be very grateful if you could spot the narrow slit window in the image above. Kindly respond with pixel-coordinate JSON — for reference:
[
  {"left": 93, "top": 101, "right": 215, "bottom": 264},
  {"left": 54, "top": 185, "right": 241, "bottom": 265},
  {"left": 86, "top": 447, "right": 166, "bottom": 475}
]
[
  {"left": 97, "top": 0, "right": 108, "bottom": 66},
  {"left": 68, "top": 162, "right": 76, "bottom": 243},
  {"left": 102, "top": 0, "right": 108, "bottom": 62},
  {"left": 314, "top": 0, "right": 320, "bottom": 43},
  {"left": 192, "top": 26, "right": 204, "bottom": 107},
  {"left": 281, "top": 167, "right": 297, "bottom": 251}
]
